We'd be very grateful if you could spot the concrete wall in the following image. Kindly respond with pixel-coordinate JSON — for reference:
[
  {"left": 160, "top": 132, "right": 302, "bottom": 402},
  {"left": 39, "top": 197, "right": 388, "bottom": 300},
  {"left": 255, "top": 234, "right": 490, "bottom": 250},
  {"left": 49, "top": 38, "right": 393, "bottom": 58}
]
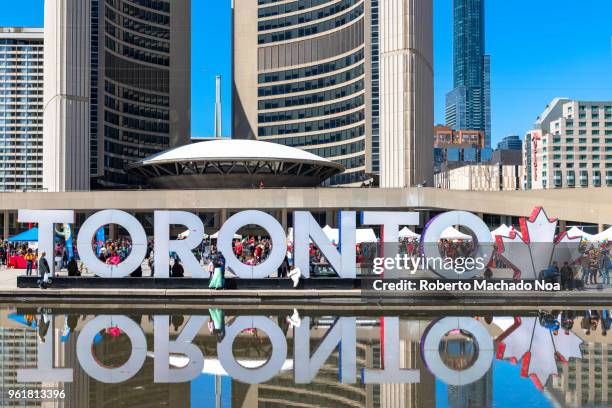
[{"left": 0, "top": 187, "right": 608, "bottom": 225}]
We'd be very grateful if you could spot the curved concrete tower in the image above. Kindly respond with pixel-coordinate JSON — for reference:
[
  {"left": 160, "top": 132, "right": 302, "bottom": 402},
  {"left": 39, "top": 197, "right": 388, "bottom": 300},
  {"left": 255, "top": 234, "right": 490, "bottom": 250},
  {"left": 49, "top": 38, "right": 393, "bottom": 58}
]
[{"left": 42, "top": 0, "right": 91, "bottom": 192}]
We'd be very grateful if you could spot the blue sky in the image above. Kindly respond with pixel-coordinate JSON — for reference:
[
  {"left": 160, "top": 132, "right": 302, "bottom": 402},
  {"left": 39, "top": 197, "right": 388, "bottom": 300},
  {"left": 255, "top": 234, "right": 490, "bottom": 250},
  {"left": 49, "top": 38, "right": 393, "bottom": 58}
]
[{"left": 2, "top": 0, "right": 611, "bottom": 145}]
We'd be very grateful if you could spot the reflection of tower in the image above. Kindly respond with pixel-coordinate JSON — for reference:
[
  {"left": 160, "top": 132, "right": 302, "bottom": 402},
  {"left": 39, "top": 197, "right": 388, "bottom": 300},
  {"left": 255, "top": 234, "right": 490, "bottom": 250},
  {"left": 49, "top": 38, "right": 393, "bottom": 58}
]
[
  {"left": 444, "top": 338, "right": 493, "bottom": 408},
  {"left": 549, "top": 340, "right": 609, "bottom": 407},
  {"left": 0, "top": 327, "right": 42, "bottom": 407}
]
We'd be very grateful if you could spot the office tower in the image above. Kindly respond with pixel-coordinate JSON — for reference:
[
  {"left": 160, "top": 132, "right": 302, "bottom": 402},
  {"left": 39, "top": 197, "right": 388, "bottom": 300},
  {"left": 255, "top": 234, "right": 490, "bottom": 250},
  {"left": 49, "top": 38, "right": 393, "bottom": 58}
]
[
  {"left": 233, "top": 0, "right": 433, "bottom": 186},
  {"left": 524, "top": 98, "right": 612, "bottom": 189},
  {"left": 445, "top": 0, "right": 491, "bottom": 148},
  {"left": 43, "top": 0, "right": 191, "bottom": 191},
  {"left": 496, "top": 135, "right": 522, "bottom": 150},
  {"left": 0, "top": 28, "right": 44, "bottom": 192}
]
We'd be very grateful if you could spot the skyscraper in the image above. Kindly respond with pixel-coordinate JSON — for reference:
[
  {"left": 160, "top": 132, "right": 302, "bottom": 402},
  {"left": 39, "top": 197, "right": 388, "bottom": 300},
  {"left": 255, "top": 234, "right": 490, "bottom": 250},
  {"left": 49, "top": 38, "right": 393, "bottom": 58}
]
[
  {"left": 445, "top": 0, "right": 491, "bottom": 148},
  {"left": 43, "top": 0, "right": 191, "bottom": 191},
  {"left": 233, "top": 0, "right": 433, "bottom": 186},
  {"left": 0, "top": 28, "right": 44, "bottom": 192}
]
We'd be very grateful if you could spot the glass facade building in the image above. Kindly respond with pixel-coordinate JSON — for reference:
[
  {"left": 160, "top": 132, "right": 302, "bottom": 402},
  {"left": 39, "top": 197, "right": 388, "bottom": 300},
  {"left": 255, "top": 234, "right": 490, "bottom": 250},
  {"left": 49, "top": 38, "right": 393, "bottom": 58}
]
[
  {"left": 496, "top": 135, "right": 522, "bottom": 150},
  {"left": 0, "top": 28, "right": 43, "bottom": 191},
  {"left": 445, "top": 0, "right": 491, "bottom": 148}
]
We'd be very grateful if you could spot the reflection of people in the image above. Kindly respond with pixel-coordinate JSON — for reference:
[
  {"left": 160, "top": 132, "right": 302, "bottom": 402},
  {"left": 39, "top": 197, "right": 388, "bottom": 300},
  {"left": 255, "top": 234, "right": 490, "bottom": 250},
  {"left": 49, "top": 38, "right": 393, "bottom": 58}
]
[
  {"left": 209, "top": 308, "right": 225, "bottom": 341},
  {"left": 171, "top": 315, "right": 184, "bottom": 331},
  {"left": 37, "top": 313, "right": 50, "bottom": 343}
]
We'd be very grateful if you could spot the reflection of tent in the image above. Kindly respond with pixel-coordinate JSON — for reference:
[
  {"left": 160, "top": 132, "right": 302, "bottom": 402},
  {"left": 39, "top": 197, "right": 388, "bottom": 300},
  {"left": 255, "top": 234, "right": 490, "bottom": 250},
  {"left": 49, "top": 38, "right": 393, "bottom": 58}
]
[
  {"left": 567, "top": 226, "right": 595, "bottom": 241},
  {"left": 497, "top": 316, "right": 582, "bottom": 390},
  {"left": 8, "top": 227, "right": 38, "bottom": 242},
  {"left": 163, "top": 354, "right": 294, "bottom": 376},
  {"left": 440, "top": 227, "right": 472, "bottom": 240},
  {"left": 399, "top": 227, "right": 420, "bottom": 239},
  {"left": 8, "top": 313, "right": 37, "bottom": 328},
  {"left": 592, "top": 226, "right": 612, "bottom": 242}
]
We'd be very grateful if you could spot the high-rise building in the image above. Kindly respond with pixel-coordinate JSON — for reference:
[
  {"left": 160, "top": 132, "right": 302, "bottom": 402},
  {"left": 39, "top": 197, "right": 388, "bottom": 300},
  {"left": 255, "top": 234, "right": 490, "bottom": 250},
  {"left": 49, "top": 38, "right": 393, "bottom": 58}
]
[
  {"left": 445, "top": 0, "right": 491, "bottom": 148},
  {"left": 524, "top": 98, "right": 612, "bottom": 189},
  {"left": 232, "top": 0, "right": 433, "bottom": 186},
  {"left": 496, "top": 135, "right": 521, "bottom": 151},
  {"left": 0, "top": 28, "right": 44, "bottom": 192},
  {"left": 43, "top": 0, "right": 191, "bottom": 191}
]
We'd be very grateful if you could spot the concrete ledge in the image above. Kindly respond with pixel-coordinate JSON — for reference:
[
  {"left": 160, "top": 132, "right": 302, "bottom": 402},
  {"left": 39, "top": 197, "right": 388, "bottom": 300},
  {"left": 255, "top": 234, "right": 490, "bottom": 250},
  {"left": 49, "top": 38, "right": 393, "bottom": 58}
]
[{"left": 4, "top": 276, "right": 612, "bottom": 307}]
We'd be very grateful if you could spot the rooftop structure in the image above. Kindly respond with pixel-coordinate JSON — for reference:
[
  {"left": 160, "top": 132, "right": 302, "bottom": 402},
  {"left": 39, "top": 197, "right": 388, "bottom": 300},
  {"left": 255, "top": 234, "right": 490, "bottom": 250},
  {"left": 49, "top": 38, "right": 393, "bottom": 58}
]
[{"left": 128, "top": 139, "right": 345, "bottom": 189}]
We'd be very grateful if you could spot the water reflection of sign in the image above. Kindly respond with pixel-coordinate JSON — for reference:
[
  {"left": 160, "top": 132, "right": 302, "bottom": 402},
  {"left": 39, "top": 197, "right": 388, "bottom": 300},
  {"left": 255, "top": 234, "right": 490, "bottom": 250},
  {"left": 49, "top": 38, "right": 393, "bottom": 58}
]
[
  {"left": 495, "top": 316, "right": 582, "bottom": 389},
  {"left": 17, "top": 314, "right": 502, "bottom": 387}
]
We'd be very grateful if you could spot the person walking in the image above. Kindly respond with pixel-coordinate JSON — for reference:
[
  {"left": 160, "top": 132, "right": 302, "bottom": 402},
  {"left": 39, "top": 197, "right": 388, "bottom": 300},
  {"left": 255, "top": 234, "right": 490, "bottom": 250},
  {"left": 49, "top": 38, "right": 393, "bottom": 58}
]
[
  {"left": 208, "top": 252, "right": 226, "bottom": 290},
  {"left": 37, "top": 252, "right": 51, "bottom": 289},
  {"left": 24, "top": 248, "right": 35, "bottom": 276}
]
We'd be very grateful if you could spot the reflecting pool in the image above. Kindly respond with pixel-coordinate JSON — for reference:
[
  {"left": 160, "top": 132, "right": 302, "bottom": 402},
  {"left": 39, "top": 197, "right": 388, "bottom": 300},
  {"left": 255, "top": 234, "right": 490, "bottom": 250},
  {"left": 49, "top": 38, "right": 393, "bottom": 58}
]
[{"left": 0, "top": 306, "right": 611, "bottom": 407}]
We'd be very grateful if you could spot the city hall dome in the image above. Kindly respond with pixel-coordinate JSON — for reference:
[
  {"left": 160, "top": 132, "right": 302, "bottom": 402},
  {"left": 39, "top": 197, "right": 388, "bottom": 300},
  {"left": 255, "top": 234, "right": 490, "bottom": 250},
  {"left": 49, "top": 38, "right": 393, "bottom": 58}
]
[{"left": 128, "top": 139, "right": 345, "bottom": 189}]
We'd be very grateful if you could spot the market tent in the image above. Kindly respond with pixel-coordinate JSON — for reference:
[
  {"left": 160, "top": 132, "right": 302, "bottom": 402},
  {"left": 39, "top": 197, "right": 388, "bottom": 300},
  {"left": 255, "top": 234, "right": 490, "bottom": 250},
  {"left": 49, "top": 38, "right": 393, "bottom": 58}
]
[
  {"left": 491, "top": 224, "right": 512, "bottom": 237},
  {"left": 208, "top": 231, "right": 242, "bottom": 240},
  {"left": 591, "top": 226, "right": 612, "bottom": 242},
  {"left": 399, "top": 227, "right": 420, "bottom": 239},
  {"left": 322, "top": 225, "right": 378, "bottom": 243},
  {"left": 8, "top": 227, "right": 38, "bottom": 242},
  {"left": 440, "top": 227, "right": 472, "bottom": 240},
  {"left": 566, "top": 226, "right": 595, "bottom": 241},
  {"left": 356, "top": 228, "right": 377, "bottom": 243}
]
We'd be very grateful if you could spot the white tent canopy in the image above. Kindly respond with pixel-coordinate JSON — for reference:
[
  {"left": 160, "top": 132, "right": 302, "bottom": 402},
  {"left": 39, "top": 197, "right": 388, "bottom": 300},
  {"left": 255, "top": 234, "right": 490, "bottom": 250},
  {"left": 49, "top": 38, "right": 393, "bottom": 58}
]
[
  {"left": 322, "top": 225, "right": 378, "bottom": 243},
  {"left": 208, "top": 231, "right": 242, "bottom": 240},
  {"left": 567, "top": 226, "right": 595, "bottom": 241},
  {"left": 399, "top": 227, "right": 421, "bottom": 239},
  {"left": 491, "top": 224, "right": 513, "bottom": 237},
  {"left": 440, "top": 227, "right": 472, "bottom": 240},
  {"left": 592, "top": 226, "right": 612, "bottom": 242}
]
